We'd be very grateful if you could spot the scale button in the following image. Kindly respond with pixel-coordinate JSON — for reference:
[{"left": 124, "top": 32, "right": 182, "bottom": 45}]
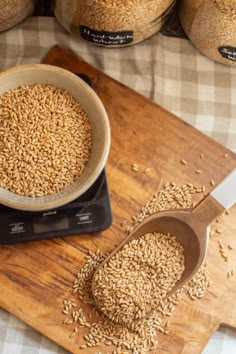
[
  {"left": 75, "top": 212, "right": 93, "bottom": 224},
  {"left": 9, "top": 222, "right": 25, "bottom": 234}
]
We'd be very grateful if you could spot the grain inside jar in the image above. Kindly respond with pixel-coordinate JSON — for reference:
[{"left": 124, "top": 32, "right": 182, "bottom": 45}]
[
  {"left": 52, "top": 0, "right": 176, "bottom": 47},
  {"left": 179, "top": 0, "right": 236, "bottom": 66},
  {"left": 0, "top": 0, "right": 35, "bottom": 32}
]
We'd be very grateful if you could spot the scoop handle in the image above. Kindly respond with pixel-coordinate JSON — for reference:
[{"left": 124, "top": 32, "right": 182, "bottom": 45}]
[
  {"left": 210, "top": 168, "right": 236, "bottom": 209},
  {"left": 192, "top": 168, "right": 236, "bottom": 227}
]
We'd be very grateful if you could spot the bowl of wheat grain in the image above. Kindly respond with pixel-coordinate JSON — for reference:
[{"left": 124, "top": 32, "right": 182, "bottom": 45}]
[{"left": 0, "top": 64, "right": 110, "bottom": 211}]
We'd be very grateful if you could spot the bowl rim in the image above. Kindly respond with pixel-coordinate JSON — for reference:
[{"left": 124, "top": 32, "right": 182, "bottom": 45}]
[{"left": 0, "top": 63, "right": 111, "bottom": 211}]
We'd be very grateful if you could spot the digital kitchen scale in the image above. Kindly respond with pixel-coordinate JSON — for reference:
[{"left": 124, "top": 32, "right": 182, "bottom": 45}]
[
  {"left": 0, "top": 169, "right": 112, "bottom": 244},
  {"left": 0, "top": 73, "right": 112, "bottom": 245}
]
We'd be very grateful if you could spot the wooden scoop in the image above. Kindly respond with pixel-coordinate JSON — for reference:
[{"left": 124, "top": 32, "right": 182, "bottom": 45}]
[{"left": 92, "top": 168, "right": 236, "bottom": 314}]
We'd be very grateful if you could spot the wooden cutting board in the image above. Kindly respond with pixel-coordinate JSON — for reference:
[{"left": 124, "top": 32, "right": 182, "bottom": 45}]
[{"left": 0, "top": 45, "right": 236, "bottom": 354}]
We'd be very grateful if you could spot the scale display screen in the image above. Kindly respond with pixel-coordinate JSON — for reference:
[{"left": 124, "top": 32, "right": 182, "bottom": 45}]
[{"left": 33, "top": 217, "right": 69, "bottom": 234}]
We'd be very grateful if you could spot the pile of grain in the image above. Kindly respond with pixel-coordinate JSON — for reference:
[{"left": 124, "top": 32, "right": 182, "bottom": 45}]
[
  {"left": 93, "top": 232, "right": 185, "bottom": 324},
  {"left": 0, "top": 84, "right": 92, "bottom": 197},
  {"left": 53, "top": 0, "right": 175, "bottom": 46},
  {"left": 61, "top": 182, "right": 212, "bottom": 353},
  {"left": 179, "top": 0, "right": 236, "bottom": 66},
  {"left": 0, "top": 0, "right": 35, "bottom": 32},
  {"left": 64, "top": 249, "right": 184, "bottom": 354}
]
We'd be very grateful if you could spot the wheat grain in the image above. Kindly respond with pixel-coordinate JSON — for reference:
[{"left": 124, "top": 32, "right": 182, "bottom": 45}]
[
  {"left": 0, "top": 84, "right": 92, "bottom": 197},
  {"left": 0, "top": 0, "right": 34, "bottom": 31},
  {"left": 179, "top": 0, "right": 236, "bottom": 66},
  {"left": 93, "top": 232, "right": 185, "bottom": 324},
  {"left": 210, "top": 179, "right": 215, "bottom": 187},
  {"left": 53, "top": 0, "right": 175, "bottom": 46},
  {"left": 180, "top": 159, "right": 188, "bottom": 165},
  {"left": 61, "top": 182, "right": 212, "bottom": 353}
]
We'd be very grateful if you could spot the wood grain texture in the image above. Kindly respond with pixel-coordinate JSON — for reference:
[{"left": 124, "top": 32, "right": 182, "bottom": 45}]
[{"left": 0, "top": 45, "right": 236, "bottom": 354}]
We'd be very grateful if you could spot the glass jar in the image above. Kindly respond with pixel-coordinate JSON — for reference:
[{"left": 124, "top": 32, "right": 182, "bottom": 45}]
[
  {"left": 0, "top": 0, "right": 36, "bottom": 32},
  {"left": 179, "top": 0, "right": 236, "bottom": 66},
  {"left": 52, "top": 0, "right": 176, "bottom": 47}
]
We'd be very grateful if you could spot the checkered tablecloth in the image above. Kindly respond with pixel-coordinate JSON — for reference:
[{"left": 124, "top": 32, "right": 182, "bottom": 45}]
[{"left": 0, "top": 16, "right": 236, "bottom": 354}]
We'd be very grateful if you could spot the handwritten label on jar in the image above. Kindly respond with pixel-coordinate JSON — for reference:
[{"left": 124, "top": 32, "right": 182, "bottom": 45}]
[
  {"left": 218, "top": 46, "right": 236, "bottom": 62},
  {"left": 80, "top": 26, "right": 133, "bottom": 46}
]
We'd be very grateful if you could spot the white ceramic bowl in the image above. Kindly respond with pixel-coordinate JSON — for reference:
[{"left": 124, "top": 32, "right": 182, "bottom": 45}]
[{"left": 0, "top": 64, "right": 110, "bottom": 211}]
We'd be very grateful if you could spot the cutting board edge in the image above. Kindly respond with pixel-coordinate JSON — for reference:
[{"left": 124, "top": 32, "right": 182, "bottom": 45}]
[{"left": 43, "top": 46, "right": 235, "bottom": 158}]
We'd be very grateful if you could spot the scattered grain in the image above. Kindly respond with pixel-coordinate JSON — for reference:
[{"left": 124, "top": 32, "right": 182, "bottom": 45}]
[
  {"left": 210, "top": 179, "right": 215, "bottom": 187},
  {"left": 180, "top": 159, "right": 188, "bottom": 165},
  {"left": 80, "top": 344, "right": 87, "bottom": 349},
  {"left": 200, "top": 153, "right": 204, "bottom": 159},
  {"left": 218, "top": 240, "right": 230, "bottom": 261},
  {"left": 207, "top": 280, "right": 212, "bottom": 288},
  {"left": 63, "top": 318, "right": 72, "bottom": 324},
  {"left": 131, "top": 163, "right": 139, "bottom": 172},
  {"left": 120, "top": 220, "right": 127, "bottom": 228},
  {"left": 187, "top": 263, "right": 210, "bottom": 300},
  {"left": 195, "top": 169, "right": 202, "bottom": 174}
]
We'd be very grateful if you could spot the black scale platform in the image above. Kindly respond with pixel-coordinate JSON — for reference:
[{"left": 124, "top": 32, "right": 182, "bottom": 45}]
[{"left": 0, "top": 170, "right": 112, "bottom": 244}]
